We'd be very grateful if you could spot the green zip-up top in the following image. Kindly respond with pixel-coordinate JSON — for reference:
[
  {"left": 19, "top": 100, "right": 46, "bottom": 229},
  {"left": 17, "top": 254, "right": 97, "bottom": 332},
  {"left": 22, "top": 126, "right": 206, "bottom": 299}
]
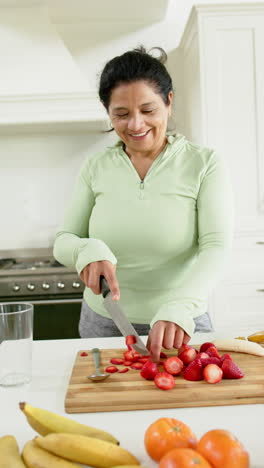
[{"left": 53, "top": 133, "right": 234, "bottom": 337}]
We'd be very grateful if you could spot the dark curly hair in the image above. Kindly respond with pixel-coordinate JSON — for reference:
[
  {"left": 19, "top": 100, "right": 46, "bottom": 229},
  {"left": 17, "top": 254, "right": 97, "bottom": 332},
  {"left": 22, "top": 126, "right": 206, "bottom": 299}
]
[{"left": 98, "top": 45, "right": 173, "bottom": 112}]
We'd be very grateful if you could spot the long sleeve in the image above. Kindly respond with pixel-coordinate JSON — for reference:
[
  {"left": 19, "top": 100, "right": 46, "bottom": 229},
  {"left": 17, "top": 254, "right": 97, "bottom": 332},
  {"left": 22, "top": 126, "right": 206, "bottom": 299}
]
[
  {"left": 150, "top": 151, "right": 234, "bottom": 336},
  {"left": 53, "top": 160, "right": 117, "bottom": 275}
]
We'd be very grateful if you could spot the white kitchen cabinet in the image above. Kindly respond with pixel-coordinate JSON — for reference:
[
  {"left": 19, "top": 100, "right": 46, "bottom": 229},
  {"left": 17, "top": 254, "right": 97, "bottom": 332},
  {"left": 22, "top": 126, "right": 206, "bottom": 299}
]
[
  {"left": 179, "top": 3, "right": 264, "bottom": 332},
  {"left": 209, "top": 281, "right": 264, "bottom": 336}
]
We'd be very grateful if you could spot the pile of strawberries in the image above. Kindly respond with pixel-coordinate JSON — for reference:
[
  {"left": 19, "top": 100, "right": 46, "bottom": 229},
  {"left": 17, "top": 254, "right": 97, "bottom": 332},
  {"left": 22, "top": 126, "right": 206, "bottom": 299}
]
[
  {"left": 101, "top": 336, "right": 245, "bottom": 391},
  {"left": 176, "top": 342, "right": 244, "bottom": 385}
]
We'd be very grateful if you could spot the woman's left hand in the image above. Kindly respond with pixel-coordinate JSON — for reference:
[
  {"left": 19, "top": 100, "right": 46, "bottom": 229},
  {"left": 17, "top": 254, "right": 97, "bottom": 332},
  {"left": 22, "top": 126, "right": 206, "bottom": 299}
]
[{"left": 146, "top": 320, "right": 191, "bottom": 363}]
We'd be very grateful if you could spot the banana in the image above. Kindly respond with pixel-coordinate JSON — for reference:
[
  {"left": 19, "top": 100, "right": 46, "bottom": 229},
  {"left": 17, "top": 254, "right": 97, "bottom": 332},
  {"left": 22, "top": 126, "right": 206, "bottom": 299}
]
[
  {"left": 0, "top": 435, "right": 27, "bottom": 468},
  {"left": 247, "top": 331, "right": 264, "bottom": 344},
  {"left": 19, "top": 402, "right": 119, "bottom": 445},
  {"left": 35, "top": 433, "right": 139, "bottom": 467},
  {"left": 22, "top": 439, "right": 81, "bottom": 468},
  {"left": 213, "top": 339, "right": 264, "bottom": 356}
]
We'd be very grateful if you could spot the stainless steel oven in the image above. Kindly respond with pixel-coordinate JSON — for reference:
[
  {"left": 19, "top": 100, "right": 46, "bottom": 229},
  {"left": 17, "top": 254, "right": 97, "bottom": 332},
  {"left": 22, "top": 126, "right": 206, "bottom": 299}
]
[{"left": 0, "top": 248, "right": 84, "bottom": 340}]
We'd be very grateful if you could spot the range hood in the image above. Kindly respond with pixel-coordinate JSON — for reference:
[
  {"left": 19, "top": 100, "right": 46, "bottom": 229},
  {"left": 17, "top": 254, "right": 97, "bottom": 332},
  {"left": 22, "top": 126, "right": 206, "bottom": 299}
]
[{"left": 0, "top": 6, "right": 108, "bottom": 130}]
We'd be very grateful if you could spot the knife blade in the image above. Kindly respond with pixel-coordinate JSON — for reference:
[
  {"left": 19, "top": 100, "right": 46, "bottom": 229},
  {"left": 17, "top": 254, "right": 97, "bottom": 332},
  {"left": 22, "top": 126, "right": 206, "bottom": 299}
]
[{"left": 100, "top": 276, "right": 149, "bottom": 355}]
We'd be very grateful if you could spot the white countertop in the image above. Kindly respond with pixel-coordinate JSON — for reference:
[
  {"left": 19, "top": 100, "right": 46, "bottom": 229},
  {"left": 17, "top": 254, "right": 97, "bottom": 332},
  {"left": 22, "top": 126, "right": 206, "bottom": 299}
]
[{"left": 1, "top": 334, "right": 263, "bottom": 468}]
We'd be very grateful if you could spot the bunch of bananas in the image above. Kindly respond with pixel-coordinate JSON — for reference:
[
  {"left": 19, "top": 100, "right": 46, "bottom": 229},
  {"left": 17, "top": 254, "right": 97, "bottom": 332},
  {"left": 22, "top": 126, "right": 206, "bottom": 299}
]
[{"left": 0, "top": 402, "right": 146, "bottom": 468}]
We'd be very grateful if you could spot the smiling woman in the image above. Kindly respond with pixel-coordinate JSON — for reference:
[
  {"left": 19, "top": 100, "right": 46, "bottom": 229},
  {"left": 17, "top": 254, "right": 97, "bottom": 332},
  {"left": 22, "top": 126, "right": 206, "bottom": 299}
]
[
  {"left": 53, "top": 46, "right": 234, "bottom": 362},
  {"left": 100, "top": 46, "right": 173, "bottom": 173},
  {"left": 108, "top": 81, "right": 172, "bottom": 180}
]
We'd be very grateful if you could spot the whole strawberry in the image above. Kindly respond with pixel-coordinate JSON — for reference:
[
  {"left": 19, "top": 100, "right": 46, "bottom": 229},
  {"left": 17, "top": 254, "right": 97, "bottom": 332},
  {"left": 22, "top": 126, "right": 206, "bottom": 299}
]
[
  {"left": 199, "top": 342, "right": 215, "bottom": 353},
  {"left": 219, "top": 353, "right": 232, "bottom": 366},
  {"left": 183, "top": 358, "right": 203, "bottom": 381},
  {"left": 140, "top": 360, "right": 159, "bottom": 380},
  {"left": 222, "top": 359, "right": 244, "bottom": 379},
  {"left": 206, "top": 346, "right": 221, "bottom": 359},
  {"left": 201, "top": 357, "right": 221, "bottom": 367}
]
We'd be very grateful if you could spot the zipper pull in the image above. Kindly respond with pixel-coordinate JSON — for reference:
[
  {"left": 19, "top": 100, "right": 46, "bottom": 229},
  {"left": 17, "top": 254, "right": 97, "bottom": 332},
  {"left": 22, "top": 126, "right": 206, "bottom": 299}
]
[{"left": 139, "top": 180, "right": 144, "bottom": 199}]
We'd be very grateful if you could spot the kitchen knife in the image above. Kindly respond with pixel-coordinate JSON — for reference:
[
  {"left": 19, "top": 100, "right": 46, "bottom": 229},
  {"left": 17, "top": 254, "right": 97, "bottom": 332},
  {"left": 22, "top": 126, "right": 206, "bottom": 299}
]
[{"left": 100, "top": 276, "right": 149, "bottom": 355}]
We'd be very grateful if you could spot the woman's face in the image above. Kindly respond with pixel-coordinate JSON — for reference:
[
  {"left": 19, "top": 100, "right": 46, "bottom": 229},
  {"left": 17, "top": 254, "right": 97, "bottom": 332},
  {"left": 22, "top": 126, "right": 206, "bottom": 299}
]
[{"left": 108, "top": 80, "right": 173, "bottom": 154}]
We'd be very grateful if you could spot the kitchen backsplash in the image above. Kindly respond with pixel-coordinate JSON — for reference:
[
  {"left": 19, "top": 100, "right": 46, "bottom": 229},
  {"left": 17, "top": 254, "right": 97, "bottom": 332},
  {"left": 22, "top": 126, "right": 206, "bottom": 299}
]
[{"left": 0, "top": 132, "right": 116, "bottom": 250}]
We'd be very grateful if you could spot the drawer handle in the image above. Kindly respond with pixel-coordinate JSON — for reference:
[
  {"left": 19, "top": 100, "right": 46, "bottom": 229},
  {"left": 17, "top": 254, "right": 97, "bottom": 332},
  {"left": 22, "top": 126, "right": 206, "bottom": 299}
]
[
  {"left": 256, "top": 289, "right": 264, "bottom": 292},
  {"left": 256, "top": 241, "right": 264, "bottom": 245}
]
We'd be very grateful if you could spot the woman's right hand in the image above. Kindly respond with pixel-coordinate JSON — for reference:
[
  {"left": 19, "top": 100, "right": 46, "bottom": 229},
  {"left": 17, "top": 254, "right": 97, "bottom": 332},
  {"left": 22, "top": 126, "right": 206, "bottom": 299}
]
[{"left": 80, "top": 260, "right": 120, "bottom": 301}]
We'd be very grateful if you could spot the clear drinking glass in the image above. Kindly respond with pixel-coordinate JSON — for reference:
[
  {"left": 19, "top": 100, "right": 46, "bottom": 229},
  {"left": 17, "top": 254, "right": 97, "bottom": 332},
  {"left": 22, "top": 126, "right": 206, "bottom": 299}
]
[{"left": 0, "top": 302, "right": 33, "bottom": 386}]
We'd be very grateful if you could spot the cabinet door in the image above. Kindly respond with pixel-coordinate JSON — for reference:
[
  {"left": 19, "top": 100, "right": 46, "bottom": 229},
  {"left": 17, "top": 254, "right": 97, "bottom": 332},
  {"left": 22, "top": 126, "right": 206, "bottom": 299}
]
[
  {"left": 209, "top": 281, "right": 264, "bottom": 336},
  {"left": 201, "top": 14, "right": 264, "bottom": 233}
]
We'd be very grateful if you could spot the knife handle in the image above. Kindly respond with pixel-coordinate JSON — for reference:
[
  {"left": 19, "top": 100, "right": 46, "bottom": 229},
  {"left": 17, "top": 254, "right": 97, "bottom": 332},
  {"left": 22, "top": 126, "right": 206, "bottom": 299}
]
[{"left": 100, "top": 276, "right": 110, "bottom": 298}]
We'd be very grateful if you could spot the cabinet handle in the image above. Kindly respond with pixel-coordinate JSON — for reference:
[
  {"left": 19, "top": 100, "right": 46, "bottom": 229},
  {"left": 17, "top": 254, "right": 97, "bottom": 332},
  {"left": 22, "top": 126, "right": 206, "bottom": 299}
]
[
  {"left": 256, "top": 241, "right": 264, "bottom": 245},
  {"left": 256, "top": 289, "right": 264, "bottom": 292}
]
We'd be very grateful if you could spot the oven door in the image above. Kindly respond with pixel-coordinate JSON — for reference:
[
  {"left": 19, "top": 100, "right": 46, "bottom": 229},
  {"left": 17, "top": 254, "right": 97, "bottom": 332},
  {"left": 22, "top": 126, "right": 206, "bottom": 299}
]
[{"left": 0, "top": 294, "right": 83, "bottom": 340}]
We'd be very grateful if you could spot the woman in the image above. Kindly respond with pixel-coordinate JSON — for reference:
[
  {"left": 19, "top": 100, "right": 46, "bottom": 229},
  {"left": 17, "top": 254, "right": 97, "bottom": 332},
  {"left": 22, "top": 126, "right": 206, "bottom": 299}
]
[{"left": 53, "top": 46, "right": 233, "bottom": 363}]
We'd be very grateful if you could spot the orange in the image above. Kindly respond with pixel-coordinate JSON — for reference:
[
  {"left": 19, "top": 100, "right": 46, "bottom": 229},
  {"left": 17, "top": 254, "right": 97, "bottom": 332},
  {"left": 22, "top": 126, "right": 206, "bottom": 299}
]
[
  {"left": 159, "top": 448, "right": 213, "bottom": 467},
  {"left": 144, "top": 417, "right": 197, "bottom": 462},
  {"left": 197, "top": 429, "right": 250, "bottom": 468}
]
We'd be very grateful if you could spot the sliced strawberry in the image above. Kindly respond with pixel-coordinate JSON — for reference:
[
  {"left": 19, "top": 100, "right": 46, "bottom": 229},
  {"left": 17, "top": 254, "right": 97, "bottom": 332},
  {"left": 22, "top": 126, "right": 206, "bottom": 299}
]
[
  {"left": 199, "top": 342, "right": 215, "bottom": 353},
  {"left": 131, "top": 362, "right": 143, "bottom": 370},
  {"left": 125, "top": 334, "right": 136, "bottom": 345},
  {"left": 220, "top": 353, "right": 232, "bottom": 366},
  {"left": 137, "top": 357, "right": 149, "bottom": 364},
  {"left": 140, "top": 360, "right": 159, "bottom": 380},
  {"left": 133, "top": 351, "right": 141, "bottom": 360},
  {"left": 80, "top": 352, "right": 88, "bottom": 356},
  {"left": 163, "top": 356, "right": 184, "bottom": 376},
  {"left": 125, "top": 335, "right": 137, "bottom": 350},
  {"left": 123, "top": 350, "right": 140, "bottom": 362},
  {"left": 178, "top": 344, "right": 192, "bottom": 355},
  {"left": 206, "top": 346, "right": 221, "bottom": 359},
  {"left": 203, "top": 364, "right": 223, "bottom": 383},
  {"left": 154, "top": 372, "right": 175, "bottom": 390},
  {"left": 222, "top": 359, "right": 244, "bottom": 379},
  {"left": 123, "top": 350, "right": 133, "bottom": 361},
  {"left": 123, "top": 360, "right": 133, "bottom": 366},
  {"left": 183, "top": 359, "right": 203, "bottom": 381},
  {"left": 201, "top": 357, "right": 221, "bottom": 367},
  {"left": 110, "top": 358, "right": 124, "bottom": 365},
  {"left": 178, "top": 347, "right": 198, "bottom": 365},
  {"left": 196, "top": 352, "right": 209, "bottom": 361},
  {"left": 119, "top": 368, "right": 129, "bottom": 373},
  {"left": 160, "top": 351, "right": 168, "bottom": 359},
  {"left": 105, "top": 366, "right": 118, "bottom": 373}
]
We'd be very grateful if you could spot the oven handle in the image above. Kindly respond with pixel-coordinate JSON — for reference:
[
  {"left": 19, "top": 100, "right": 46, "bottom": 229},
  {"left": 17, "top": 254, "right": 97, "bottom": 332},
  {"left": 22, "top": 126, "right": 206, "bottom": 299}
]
[{"left": 26, "top": 298, "right": 83, "bottom": 305}]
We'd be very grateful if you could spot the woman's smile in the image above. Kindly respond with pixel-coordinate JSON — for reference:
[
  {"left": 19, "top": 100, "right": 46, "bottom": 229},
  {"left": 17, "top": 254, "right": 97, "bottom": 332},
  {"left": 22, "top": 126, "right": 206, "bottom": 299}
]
[{"left": 128, "top": 129, "right": 151, "bottom": 140}]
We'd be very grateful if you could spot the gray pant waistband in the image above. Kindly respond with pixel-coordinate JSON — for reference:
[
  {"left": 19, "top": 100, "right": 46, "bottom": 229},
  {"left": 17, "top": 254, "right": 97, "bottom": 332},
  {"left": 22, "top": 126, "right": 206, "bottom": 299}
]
[{"left": 79, "top": 301, "right": 213, "bottom": 338}]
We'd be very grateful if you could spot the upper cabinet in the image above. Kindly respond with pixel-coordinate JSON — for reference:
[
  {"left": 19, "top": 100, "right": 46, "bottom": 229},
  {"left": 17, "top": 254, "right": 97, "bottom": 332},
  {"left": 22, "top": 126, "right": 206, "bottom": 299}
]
[
  {"left": 0, "top": 0, "right": 169, "bottom": 132},
  {"left": 0, "top": 6, "right": 107, "bottom": 131},
  {"left": 179, "top": 3, "right": 264, "bottom": 235}
]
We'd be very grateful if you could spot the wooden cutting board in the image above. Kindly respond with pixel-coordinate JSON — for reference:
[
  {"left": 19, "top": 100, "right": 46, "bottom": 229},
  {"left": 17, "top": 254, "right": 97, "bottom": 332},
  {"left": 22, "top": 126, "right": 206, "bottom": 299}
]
[{"left": 64, "top": 347, "right": 264, "bottom": 413}]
